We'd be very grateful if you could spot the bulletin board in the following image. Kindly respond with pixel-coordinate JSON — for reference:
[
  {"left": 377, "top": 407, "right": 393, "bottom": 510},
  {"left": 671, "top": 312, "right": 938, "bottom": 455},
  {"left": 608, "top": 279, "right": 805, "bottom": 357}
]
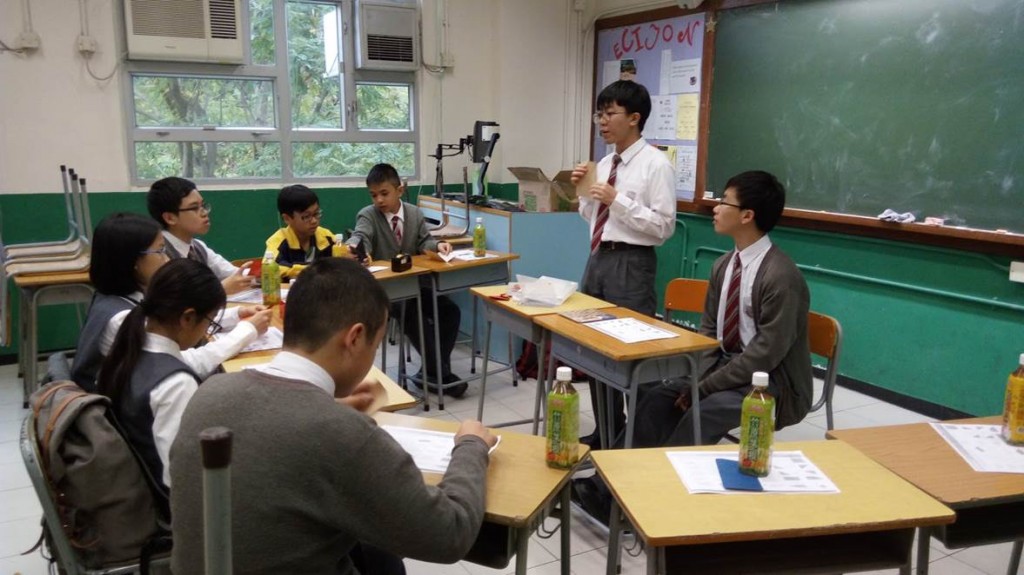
[{"left": 593, "top": 11, "right": 706, "bottom": 201}]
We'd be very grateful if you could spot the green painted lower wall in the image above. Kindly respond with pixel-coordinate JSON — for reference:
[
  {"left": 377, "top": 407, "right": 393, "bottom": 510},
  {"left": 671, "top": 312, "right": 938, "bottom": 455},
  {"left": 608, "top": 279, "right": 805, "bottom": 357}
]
[
  {"left": 655, "top": 213, "right": 1024, "bottom": 417},
  {"left": 4, "top": 188, "right": 1021, "bottom": 415}
]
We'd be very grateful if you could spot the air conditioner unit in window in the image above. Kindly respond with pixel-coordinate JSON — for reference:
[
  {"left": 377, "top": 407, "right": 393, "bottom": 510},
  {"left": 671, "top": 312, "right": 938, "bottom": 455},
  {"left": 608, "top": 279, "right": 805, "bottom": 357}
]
[
  {"left": 355, "top": 0, "right": 420, "bottom": 72},
  {"left": 125, "top": 0, "right": 243, "bottom": 64}
]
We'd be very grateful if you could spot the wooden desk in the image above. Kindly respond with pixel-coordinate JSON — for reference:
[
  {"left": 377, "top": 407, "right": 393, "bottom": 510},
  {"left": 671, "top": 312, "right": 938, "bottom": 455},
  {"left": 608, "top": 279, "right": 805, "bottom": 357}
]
[
  {"left": 223, "top": 352, "right": 417, "bottom": 412},
  {"left": 469, "top": 285, "right": 615, "bottom": 431},
  {"left": 592, "top": 441, "right": 955, "bottom": 575},
  {"left": 367, "top": 262, "right": 430, "bottom": 394},
  {"left": 410, "top": 252, "right": 520, "bottom": 410},
  {"left": 374, "top": 411, "right": 589, "bottom": 575},
  {"left": 534, "top": 307, "right": 718, "bottom": 448},
  {"left": 12, "top": 270, "right": 93, "bottom": 406},
  {"left": 828, "top": 417, "right": 1024, "bottom": 574}
]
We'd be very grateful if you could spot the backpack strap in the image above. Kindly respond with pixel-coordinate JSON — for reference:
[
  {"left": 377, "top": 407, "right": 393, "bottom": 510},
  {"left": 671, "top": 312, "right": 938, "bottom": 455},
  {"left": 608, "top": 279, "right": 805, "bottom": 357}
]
[
  {"left": 31, "top": 381, "right": 78, "bottom": 420},
  {"left": 41, "top": 390, "right": 89, "bottom": 464}
]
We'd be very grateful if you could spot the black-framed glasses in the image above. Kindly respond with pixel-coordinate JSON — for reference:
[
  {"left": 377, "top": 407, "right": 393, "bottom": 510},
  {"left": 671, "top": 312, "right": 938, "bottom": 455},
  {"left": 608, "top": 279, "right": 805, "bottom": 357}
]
[
  {"left": 592, "top": 111, "right": 627, "bottom": 124},
  {"left": 139, "top": 245, "right": 169, "bottom": 257},
  {"left": 179, "top": 202, "right": 212, "bottom": 215},
  {"left": 299, "top": 209, "right": 323, "bottom": 223},
  {"left": 716, "top": 198, "right": 745, "bottom": 210},
  {"left": 205, "top": 315, "right": 223, "bottom": 338}
]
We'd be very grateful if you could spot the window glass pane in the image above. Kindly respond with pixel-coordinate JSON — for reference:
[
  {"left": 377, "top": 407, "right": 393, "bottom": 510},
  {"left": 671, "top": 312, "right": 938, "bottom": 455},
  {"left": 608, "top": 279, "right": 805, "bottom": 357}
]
[
  {"left": 292, "top": 142, "right": 414, "bottom": 177},
  {"left": 133, "top": 76, "right": 276, "bottom": 128},
  {"left": 287, "top": 1, "right": 343, "bottom": 129},
  {"left": 136, "top": 142, "right": 282, "bottom": 179},
  {"left": 357, "top": 83, "right": 411, "bottom": 130},
  {"left": 250, "top": 0, "right": 276, "bottom": 65}
]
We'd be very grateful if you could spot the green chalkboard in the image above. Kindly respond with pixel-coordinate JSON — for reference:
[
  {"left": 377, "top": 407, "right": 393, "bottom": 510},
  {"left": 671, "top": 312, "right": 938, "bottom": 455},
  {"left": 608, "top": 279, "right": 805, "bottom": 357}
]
[{"left": 707, "top": 0, "right": 1024, "bottom": 233}]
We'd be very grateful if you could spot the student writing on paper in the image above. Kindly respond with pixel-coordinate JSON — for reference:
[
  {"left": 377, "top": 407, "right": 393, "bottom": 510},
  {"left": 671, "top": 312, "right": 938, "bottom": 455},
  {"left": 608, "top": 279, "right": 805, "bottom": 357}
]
[
  {"left": 169, "top": 258, "right": 497, "bottom": 575},
  {"left": 569, "top": 80, "right": 676, "bottom": 448},
  {"left": 97, "top": 259, "right": 225, "bottom": 495},
  {"left": 349, "top": 163, "right": 466, "bottom": 397},
  {"left": 264, "top": 184, "right": 339, "bottom": 278},
  {"left": 147, "top": 176, "right": 254, "bottom": 295},
  {"left": 70, "top": 213, "right": 271, "bottom": 392},
  {"left": 573, "top": 171, "right": 813, "bottom": 525}
]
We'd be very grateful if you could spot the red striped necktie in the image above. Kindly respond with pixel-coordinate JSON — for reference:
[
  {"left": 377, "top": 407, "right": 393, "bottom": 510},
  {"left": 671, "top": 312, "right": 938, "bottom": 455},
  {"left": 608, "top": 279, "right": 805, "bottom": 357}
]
[
  {"left": 722, "top": 252, "right": 742, "bottom": 353},
  {"left": 590, "top": 154, "right": 622, "bottom": 254},
  {"left": 391, "top": 215, "right": 402, "bottom": 244}
]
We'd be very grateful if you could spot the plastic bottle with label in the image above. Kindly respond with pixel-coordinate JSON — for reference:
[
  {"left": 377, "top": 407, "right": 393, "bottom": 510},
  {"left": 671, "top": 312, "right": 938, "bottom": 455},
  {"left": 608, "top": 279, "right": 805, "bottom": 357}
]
[
  {"left": 260, "top": 251, "right": 281, "bottom": 307},
  {"left": 472, "top": 217, "right": 486, "bottom": 258},
  {"left": 738, "top": 371, "right": 775, "bottom": 477},
  {"left": 1002, "top": 354, "right": 1024, "bottom": 445},
  {"left": 545, "top": 366, "right": 580, "bottom": 469}
]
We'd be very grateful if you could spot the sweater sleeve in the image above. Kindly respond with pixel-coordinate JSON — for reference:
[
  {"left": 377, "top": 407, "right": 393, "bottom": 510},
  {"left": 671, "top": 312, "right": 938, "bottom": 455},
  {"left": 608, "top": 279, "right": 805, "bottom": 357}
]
[
  {"left": 698, "top": 253, "right": 807, "bottom": 396},
  {"left": 333, "top": 425, "right": 489, "bottom": 563}
]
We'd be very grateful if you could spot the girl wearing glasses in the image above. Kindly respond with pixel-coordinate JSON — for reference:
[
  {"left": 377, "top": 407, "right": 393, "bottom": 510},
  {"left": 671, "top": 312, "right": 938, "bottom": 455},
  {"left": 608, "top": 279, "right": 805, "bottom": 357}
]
[
  {"left": 97, "top": 258, "right": 225, "bottom": 494},
  {"left": 70, "top": 212, "right": 272, "bottom": 392}
]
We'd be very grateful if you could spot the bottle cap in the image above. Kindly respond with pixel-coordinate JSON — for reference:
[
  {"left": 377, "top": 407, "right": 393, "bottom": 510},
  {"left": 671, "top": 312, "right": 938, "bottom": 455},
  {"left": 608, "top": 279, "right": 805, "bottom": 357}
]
[
  {"left": 476, "top": 217, "right": 483, "bottom": 223},
  {"left": 556, "top": 366, "right": 572, "bottom": 381},
  {"left": 264, "top": 251, "right": 274, "bottom": 259},
  {"left": 752, "top": 371, "right": 769, "bottom": 387},
  {"left": 1019, "top": 353, "right": 1024, "bottom": 366},
  {"left": 335, "top": 233, "right": 345, "bottom": 243}
]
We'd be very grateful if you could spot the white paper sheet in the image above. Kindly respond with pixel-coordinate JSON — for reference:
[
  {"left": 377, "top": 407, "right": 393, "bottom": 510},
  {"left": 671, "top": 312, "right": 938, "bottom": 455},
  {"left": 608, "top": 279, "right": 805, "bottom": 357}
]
[
  {"left": 665, "top": 450, "right": 840, "bottom": 494},
  {"left": 237, "top": 327, "right": 283, "bottom": 353},
  {"left": 585, "top": 317, "right": 677, "bottom": 344},
  {"left": 382, "top": 425, "right": 501, "bottom": 474},
  {"left": 368, "top": 265, "right": 388, "bottom": 273},
  {"left": 227, "top": 287, "right": 289, "bottom": 304},
  {"left": 930, "top": 423, "right": 1024, "bottom": 473},
  {"left": 451, "top": 249, "right": 497, "bottom": 261}
]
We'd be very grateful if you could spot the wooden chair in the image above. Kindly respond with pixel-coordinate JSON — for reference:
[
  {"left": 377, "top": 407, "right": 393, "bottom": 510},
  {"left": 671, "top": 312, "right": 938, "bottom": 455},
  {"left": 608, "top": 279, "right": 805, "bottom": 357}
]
[
  {"left": 663, "top": 278, "right": 709, "bottom": 329},
  {"left": 807, "top": 311, "right": 843, "bottom": 430}
]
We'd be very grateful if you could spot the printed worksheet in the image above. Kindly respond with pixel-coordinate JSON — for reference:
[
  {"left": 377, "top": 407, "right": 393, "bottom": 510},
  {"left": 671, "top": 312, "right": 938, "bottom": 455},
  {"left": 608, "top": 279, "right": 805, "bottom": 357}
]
[
  {"left": 665, "top": 450, "right": 840, "bottom": 494},
  {"left": 238, "top": 327, "right": 283, "bottom": 353},
  {"left": 382, "top": 426, "right": 501, "bottom": 473},
  {"left": 931, "top": 423, "right": 1024, "bottom": 473},
  {"left": 585, "top": 317, "right": 677, "bottom": 344}
]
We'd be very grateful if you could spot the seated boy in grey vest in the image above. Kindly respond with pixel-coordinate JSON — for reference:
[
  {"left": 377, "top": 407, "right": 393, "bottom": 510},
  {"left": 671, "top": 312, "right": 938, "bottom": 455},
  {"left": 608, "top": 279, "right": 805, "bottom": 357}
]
[
  {"left": 170, "top": 258, "right": 496, "bottom": 574},
  {"left": 350, "top": 163, "right": 467, "bottom": 397},
  {"left": 147, "top": 177, "right": 253, "bottom": 295}
]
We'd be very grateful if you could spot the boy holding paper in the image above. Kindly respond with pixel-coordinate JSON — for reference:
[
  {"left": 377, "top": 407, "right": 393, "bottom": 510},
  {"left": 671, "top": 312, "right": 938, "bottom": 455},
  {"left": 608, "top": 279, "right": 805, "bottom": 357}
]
[
  {"left": 570, "top": 80, "right": 676, "bottom": 447},
  {"left": 349, "top": 163, "right": 466, "bottom": 397},
  {"left": 170, "top": 258, "right": 496, "bottom": 574}
]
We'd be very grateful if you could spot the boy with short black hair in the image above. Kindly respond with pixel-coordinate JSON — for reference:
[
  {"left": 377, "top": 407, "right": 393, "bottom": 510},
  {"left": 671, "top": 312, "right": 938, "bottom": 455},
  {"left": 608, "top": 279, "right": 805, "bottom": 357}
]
[
  {"left": 570, "top": 80, "right": 676, "bottom": 447},
  {"left": 147, "top": 177, "right": 252, "bottom": 294},
  {"left": 170, "top": 258, "right": 496, "bottom": 574},
  {"left": 350, "top": 163, "right": 466, "bottom": 397},
  {"left": 265, "top": 184, "right": 338, "bottom": 278},
  {"left": 573, "top": 170, "right": 813, "bottom": 524}
]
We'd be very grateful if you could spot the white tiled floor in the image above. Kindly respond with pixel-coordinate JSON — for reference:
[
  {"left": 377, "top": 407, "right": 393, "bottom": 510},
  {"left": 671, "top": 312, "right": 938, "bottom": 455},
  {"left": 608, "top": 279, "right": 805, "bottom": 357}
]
[{"left": 0, "top": 344, "right": 1018, "bottom": 575}]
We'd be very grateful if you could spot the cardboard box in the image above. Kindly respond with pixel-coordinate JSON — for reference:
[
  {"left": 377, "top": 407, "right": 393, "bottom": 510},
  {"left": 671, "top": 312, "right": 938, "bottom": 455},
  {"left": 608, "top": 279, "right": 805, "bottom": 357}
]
[{"left": 508, "top": 167, "right": 578, "bottom": 212}]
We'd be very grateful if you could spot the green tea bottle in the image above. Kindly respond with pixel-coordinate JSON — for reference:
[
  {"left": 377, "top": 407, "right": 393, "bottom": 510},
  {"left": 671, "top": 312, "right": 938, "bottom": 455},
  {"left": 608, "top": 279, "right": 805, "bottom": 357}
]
[
  {"left": 260, "top": 251, "right": 281, "bottom": 307},
  {"left": 738, "top": 371, "right": 774, "bottom": 477},
  {"left": 472, "top": 217, "right": 486, "bottom": 257},
  {"left": 545, "top": 366, "right": 579, "bottom": 469}
]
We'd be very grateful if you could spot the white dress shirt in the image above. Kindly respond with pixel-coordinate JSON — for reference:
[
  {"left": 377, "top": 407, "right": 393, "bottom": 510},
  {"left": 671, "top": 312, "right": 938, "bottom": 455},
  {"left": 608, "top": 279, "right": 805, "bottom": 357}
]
[
  {"left": 716, "top": 234, "right": 773, "bottom": 350},
  {"left": 102, "top": 295, "right": 256, "bottom": 379},
  {"left": 144, "top": 332, "right": 200, "bottom": 488},
  {"left": 163, "top": 231, "right": 238, "bottom": 281},
  {"left": 253, "top": 351, "right": 336, "bottom": 397},
  {"left": 578, "top": 137, "right": 676, "bottom": 247}
]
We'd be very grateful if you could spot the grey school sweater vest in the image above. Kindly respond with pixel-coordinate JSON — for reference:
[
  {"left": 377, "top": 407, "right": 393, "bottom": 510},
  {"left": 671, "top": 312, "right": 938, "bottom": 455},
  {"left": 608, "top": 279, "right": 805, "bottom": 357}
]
[
  {"left": 115, "top": 351, "right": 199, "bottom": 494},
  {"left": 164, "top": 239, "right": 209, "bottom": 264},
  {"left": 70, "top": 293, "right": 138, "bottom": 392}
]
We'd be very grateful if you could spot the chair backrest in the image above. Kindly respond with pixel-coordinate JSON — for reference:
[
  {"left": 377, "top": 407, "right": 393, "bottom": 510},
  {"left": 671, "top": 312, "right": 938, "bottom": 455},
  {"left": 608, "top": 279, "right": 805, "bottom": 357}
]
[
  {"left": 664, "top": 278, "right": 709, "bottom": 325},
  {"left": 807, "top": 311, "right": 843, "bottom": 430}
]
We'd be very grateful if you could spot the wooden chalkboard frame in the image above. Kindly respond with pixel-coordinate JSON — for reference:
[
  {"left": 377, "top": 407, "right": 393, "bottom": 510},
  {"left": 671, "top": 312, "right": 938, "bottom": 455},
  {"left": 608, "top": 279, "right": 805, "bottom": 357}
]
[{"left": 594, "top": 0, "right": 1024, "bottom": 257}]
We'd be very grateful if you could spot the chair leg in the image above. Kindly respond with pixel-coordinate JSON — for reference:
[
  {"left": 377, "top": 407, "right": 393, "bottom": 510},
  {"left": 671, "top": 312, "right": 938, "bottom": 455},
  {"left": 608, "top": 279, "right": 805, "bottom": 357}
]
[{"left": 1007, "top": 539, "right": 1022, "bottom": 575}]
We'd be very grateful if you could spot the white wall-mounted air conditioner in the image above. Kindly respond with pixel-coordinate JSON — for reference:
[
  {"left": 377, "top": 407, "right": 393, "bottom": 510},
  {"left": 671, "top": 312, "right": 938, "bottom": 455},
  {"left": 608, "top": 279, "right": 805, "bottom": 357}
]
[
  {"left": 355, "top": 0, "right": 420, "bottom": 72},
  {"left": 125, "top": 0, "right": 243, "bottom": 64}
]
